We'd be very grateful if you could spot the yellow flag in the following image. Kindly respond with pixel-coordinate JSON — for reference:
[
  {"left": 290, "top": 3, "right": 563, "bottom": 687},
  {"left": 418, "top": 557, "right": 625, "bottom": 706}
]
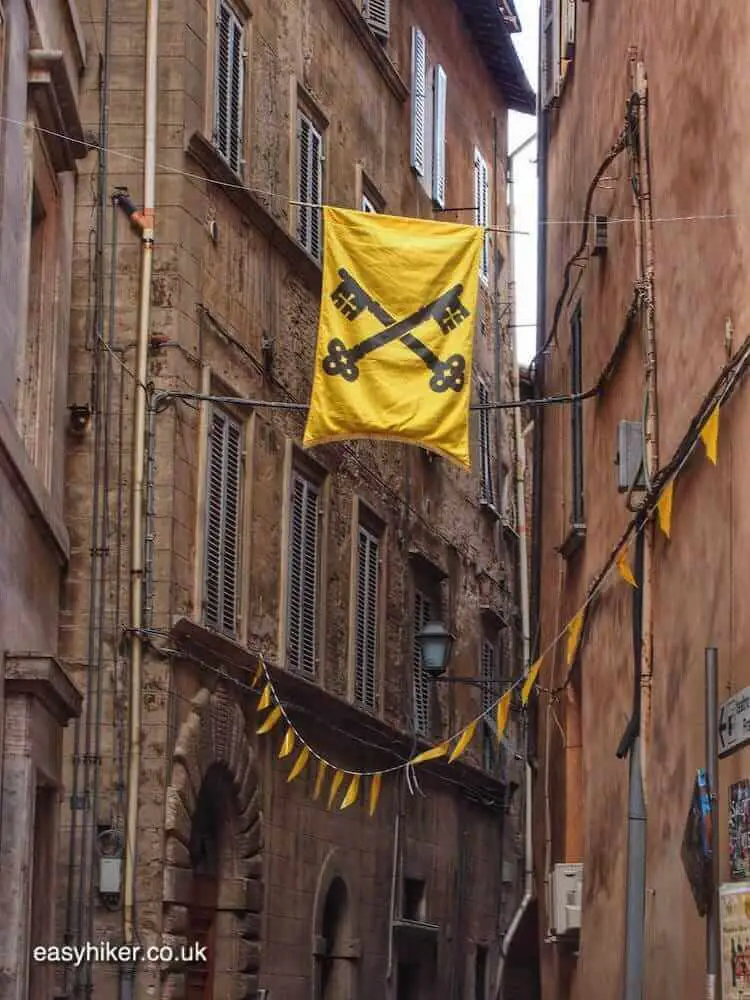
[
  {"left": 287, "top": 746, "right": 311, "bottom": 783},
  {"left": 616, "top": 548, "right": 637, "bottom": 588},
  {"left": 250, "top": 658, "right": 264, "bottom": 689},
  {"left": 411, "top": 743, "right": 450, "bottom": 766},
  {"left": 657, "top": 481, "right": 674, "bottom": 539},
  {"left": 448, "top": 721, "right": 477, "bottom": 762},
  {"left": 521, "top": 659, "right": 542, "bottom": 706},
  {"left": 312, "top": 759, "right": 328, "bottom": 801},
  {"left": 566, "top": 611, "right": 584, "bottom": 667},
  {"left": 369, "top": 774, "right": 382, "bottom": 817},
  {"left": 340, "top": 774, "right": 361, "bottom": 810},
  {"left": 327, "top": 770, "right": 344, "bottom": 810},
  {"left": 700, "top": 405, "right": 719, "bottom": 465},
  {"left": 496, "top": 691, "right": 512, "bottom": 738},
  {"left": 257, "top": 684, "right": 272, "bottom": 712},
  {"left": 303, "top": 208, "right": 484, "bottom": 469},
  {"left": 256, "top": 705, "right": 282, "bottom": 735},
  {"left": 278, "top": 727, "right": 295, "bottom": 759}
]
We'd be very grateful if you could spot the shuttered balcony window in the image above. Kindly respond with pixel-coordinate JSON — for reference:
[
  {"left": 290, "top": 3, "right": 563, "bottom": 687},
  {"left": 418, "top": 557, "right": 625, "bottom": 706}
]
[
  {"left": 478, "top": 380, "right": 495, "bottom": 506},
  {"left": 355, "top": 525, "right": 380, "bottom": 711},
  {"left": 413, "top": 589, "right": 433, "bottom": 736},
  {"left": 474, "top": 148, "right": 490, "bottom": 282},
  {"left": 362, "top": 0, "right": 390, "bottom": 40},
  {"left": 287, "top": 471, "right": 321, "bottom": 676},
  {"left": 297, "top": 112, "right": 323, "bottom": 262},
  {"left": 213, "top": 0, "right": 245, "bottom": 176},
  {"left": 410, "top": 27, "right": 427, "bottom": 177},
  {"left": 203, "top": 409, "right": 243, "bottom": 636}
]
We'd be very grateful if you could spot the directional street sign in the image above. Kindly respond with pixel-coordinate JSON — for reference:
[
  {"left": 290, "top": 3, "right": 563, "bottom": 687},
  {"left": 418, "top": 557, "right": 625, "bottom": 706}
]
[{"left": 718, "top": 687, "right": 750, "bottom": 758}]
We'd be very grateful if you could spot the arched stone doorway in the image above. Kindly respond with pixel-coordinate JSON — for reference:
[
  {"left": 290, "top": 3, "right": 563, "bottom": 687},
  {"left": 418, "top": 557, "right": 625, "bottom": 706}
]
[
  {"left": 162, "top": 685, "right": 263, "bottom": 1000},
  {"left": 312, "top": 852, "right": 360, "bottom": 1000}
]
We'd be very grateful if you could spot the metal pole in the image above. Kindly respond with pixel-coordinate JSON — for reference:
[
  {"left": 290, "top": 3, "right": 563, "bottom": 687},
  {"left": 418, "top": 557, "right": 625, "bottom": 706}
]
[
  {"left": 623, "top": 737, "right": 647, "bottom": 1000},
  {"left": 706, "top": 647, "right": 720, "bottom": 1000}
]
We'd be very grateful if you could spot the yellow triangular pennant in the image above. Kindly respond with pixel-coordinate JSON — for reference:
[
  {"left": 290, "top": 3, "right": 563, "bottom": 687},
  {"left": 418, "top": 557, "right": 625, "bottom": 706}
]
[
  {"left": 566, "top": 611, "right": 584, "bottom": 667},
  {"left": 410, "top": 743, "right": 450, "bottom": 766},
  {"left": 257, "top": 683, "right": 272, "bottom": 712},
  {"left": 700, "top": 405, "right": 720, "bottom": 465},
  {"left": 327, "top": 770, "right": 344, "bottom": 810},
  {"left": 369, "top": 774, "right": 382, "bottom": 817},
  {"left": 657, "top": 481, "right": 674, "bottom": 539},
  {"left": 313, "top": 759, "right": 328, "bottom": 801},
  {"left": 340, "top": 774, "right": 361, "bottom": 810},
  {"left": 250, "top": 658, "right": 265, "bottom": 689},
  {"left": 278, "top": 727, "right": 295, "bottom": 759},
  {"left": 256, "top": 704, "right": 282, "bottom": 735},
  {"left": 448, "top": 721, "right": 477, "bottom": 763},
  {"left": 616, "top": 548, "right": 637, "bottom": 588},
  {"left": 287, "top": 746, "right": 311, "bottom": 783},
  {"left": 496, "top": 691, "right": 512, "bottom": 738},
  {"left": 521, "top": 659, "right": 542, "bottom": 706}
]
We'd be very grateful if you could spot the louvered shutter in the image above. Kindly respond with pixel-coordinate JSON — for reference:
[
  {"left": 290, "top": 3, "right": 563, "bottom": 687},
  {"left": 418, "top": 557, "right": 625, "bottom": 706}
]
[
  {"left": 363, "top": 0, "right": 390, "bottom": 40},
  {"left": 214, "top": 0, "right": 245, "bottom": 175},
  {"left": 204, "top": 409, "right": 242, "bottom": 636},
  {"left": 410, "top": 27, "right": 427, "bottom": 177},
  {"left": 474, "top": 149, "right": 490, "bottom": 281},
  {"left": 478, "top": 380, "right": 494, "bottom": 505},
  {"left": 481, "top": 640, "right": 497, "bottom": 770},
  {"left": 362, "top": 193, "right": 377, "bottom": 213},
  {"left": 297, "top": 113, "right": 323, "bottom": 262},
  {"left": 355, "top": 526, "right": 379, "bottom": 710},
  {"left": 413, "top": 590, "right": 432, "bottom": 736},
  {"left": 287, "top": 472, "right": 320, "bottom": 675},
  {"left": 432, "top": 65, "right": 447, "bottom": 207}
]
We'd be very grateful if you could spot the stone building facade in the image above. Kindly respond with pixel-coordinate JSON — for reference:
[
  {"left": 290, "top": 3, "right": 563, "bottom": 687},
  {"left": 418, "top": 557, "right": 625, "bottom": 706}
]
[
  {"left": 58, "top": 1, "right": 534, "bottom": 999},
  {"left": 534, "top": 3, "right": 750, "bottom": 1000}
]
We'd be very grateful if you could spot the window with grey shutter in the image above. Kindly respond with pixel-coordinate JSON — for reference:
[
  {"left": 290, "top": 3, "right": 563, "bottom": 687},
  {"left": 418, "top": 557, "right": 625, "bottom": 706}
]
[
  {"left": 213, "top": 0, "right": 245, "bottom": 175},
  {"left": 474, "top": 148, "right": 490, "bottom": 281},
  {"left": 297, "top": 112, "right": 323, "bottom": 262},
  {"left": 478, "top": 380, "right": 495, "bottom": 506},
  {"left": 410, "top": 27, "right": 427, "bottom": 177},
  {"left": 355, "top": 525, "right": 380, "bottom": 710},
  {"left": 362, "top": 0, "right": 390, "bottom": 40},
  {"left": 432, "top": 65, "right": 447, "bottom": 207},
  {"left": 413, "top": 589, "right": 432, "bottom": 736},
  {"left": 287, "top": 471, "right": 320, "bottom": 675},
  {"left": 481, "top": 639, "right": 498, "bottom": 770},
  {"left": 204, "top": 408, "right": 243, "bottom": 636}
]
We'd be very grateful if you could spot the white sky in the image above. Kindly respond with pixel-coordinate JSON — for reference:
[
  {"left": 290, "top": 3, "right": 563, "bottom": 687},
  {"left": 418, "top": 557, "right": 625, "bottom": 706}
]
[{"left": 507, "top": 0, "right": 539, "bottom": 365}]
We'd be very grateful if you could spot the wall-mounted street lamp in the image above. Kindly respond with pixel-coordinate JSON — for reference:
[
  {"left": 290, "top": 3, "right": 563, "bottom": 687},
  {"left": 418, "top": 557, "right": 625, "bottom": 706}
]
[{"left": 416, "top": 620, "right": 481, "bottom": 686}]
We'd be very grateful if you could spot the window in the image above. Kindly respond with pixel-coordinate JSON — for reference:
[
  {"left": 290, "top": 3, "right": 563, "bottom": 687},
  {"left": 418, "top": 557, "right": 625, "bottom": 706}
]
[
  {"left": 474, "top": 148, "right": 490, "bottom": 281},
  {"left": 297, "top": 111, "right": 324, "bottom": 261},
  {"left": 361, "top": 0, "right": 390, "bottom": 40},
  {"left": 204, "top": 408, "right": 243, "bottom": 636},
  {"left": 475, "top": 945, "right": 488, "bottom": 1000},
  {"left": 432, "top": 65, "right": 447, "bottom": 207},
  {"left": 477, "top": 379, "right": 494, "bottom": 506},
  {"left": 413, "top": 588, "right": 433, "bottom": 736},
  {"left": 410, "top": 27, "right": 427, "bottom": 177},
  {"left": 570, "top": 303, "right": 584, "bottom": 527},
  {"left": 287, "top": 470, "right": 321, "bottom": 675},
  {"left": 542, "top": 0, "right": 576, "bottom": 108},
  {"left": 213, "top": 0, "right": 245, "bottom": 176},
  {"left": 481, "top": 639, "right": 499, "bottom": 771},
  {"left": 402, "top": 878, "right": 426, "bottom": 921},
  {"left": 354, "top": 524, "right": 380, "bottom": 710}
]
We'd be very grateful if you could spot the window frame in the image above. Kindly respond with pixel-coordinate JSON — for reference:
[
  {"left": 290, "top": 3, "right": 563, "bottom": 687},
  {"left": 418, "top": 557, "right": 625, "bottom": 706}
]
[
  {"left": 353, "top": 517, "right": 382, "bottom": 712},
  {"left": 296, "top": 108, "right": 324, "bottom": 262},
  {"left": 212, "top": 0, "right": 247, "bottom": 177},
  {"left": 412, "top": 585, "right": 437, "bottom": 737},
  {"left": 285, "top": 465, "right": 323, "bottom": 677}
]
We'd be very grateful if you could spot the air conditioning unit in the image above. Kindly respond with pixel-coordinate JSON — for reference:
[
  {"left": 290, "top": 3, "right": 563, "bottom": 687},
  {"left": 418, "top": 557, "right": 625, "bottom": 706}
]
[{"left": 550, "top": 863, "right": 583, "bottom": 938}]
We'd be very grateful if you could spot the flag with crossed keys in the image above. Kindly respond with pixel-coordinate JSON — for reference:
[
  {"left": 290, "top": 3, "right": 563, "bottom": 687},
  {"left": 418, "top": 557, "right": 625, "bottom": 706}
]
[{"left": 303, "top": 207, "right": 483, "bottom": 468}]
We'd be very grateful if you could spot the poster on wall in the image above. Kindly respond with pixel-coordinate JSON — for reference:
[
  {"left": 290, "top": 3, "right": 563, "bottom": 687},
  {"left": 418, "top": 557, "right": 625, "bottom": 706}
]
[
  {"left": 681, "top": 768, "right": 713, "bottom": 915},
  {"left": 730, "top": 781, "right": 750, "bottom": 880},
  {"left": 720, "top": 882, "right": 750, "bottom": 999}
]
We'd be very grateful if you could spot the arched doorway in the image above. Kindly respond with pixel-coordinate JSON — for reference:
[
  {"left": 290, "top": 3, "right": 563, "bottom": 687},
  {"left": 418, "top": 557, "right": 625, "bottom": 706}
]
[{"left": 312, "top": 852, "right": 360, "bottom": 1000}]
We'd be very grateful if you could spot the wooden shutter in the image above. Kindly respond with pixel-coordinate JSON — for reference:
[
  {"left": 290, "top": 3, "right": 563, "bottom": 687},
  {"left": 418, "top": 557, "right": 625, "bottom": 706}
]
[
  {"left": 287, "top": 472, "right": 320, "bottom": 675},
  {"left": 297, "top": 112, "right": 323, "bottom": 261},
  {"left": 474, "top": 151, "right": 490, "bottom": 281},
  {"left": 481, "top": 639, "right": 497, "bottom": 770},
  {"left": 363, "top": 0, "right": 390, "bottom": 40},
  {"left": 542, "top": 0, "right": 561, "bottom": 108},
  {"left": 478, "top": 380, "right": 494, "bottom": 505},
  {"left": 214, "top": 0, "right": 245, "bottom": 175},
  {"left": 355, "top": 526, "right": 379, "bottom": 710},
  {"left": 410, "top": 27, "right": 427, "bottom": 176},
  {"left": 413, "top": 589, "right": 432, "bottom": 736},
  {"left": 204, "top": 409, "right": 242, "bottom": 636},
  {"left": 432, "top": 65, "right": 447, "bottom": 208}
]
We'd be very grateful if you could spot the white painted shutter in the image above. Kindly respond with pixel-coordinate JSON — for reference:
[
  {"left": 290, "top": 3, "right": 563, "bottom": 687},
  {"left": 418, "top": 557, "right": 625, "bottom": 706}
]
[
  {"left": 432, "top": 65, "right": 447, "bottom": 207},
  {"left": 474, "top": 149, "right": 490, "bottom": 281},
  {"left": 562, "top": 0, "right": 576, "bottom": 59},
  {"left": 363, "top": 0, "right": 390, "bottom": 40},
  {"left": 542, "top": 0, "right": 562, "bottom": 108},
  {"left": 214, "top": 0, "right": 245, "bottom": 175},
  {"left": 204, "top": 409, "right": 242, "bottom": 636},
  {"left": 287, "top": 472, "right": 320, "bottom": 675},
  {"left": 410, "top": 27, "right": 427, "bottom": 176},
  {"left": 413, "top": 590, "right": 432, "bottom": 736},
  {"left": 478, "top": 380, "right": 494, "bottom": 505},
  {"left": 297, "top": 113, "right": 323, "bottom": 261},
  {"left": 355, "top": 526, "right": 379, "bottom": 710},
  {"left": 361, "top": 193, "right": 377, "bottom": 213}
]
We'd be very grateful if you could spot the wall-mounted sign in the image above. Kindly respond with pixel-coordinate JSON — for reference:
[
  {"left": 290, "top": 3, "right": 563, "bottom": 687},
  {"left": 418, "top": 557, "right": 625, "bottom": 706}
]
[
  {"left": 719, "top": 689, "right": 750, "bottom": 758},
  {"left": 731, "top": 782, "right": 750, "bottom": 881},
  {"left": 721, "top": 883, "right": 750, "bottom": 998}
]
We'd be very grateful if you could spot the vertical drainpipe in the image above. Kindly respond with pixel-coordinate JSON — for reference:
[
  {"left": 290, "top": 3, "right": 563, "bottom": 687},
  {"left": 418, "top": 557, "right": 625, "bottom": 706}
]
[{"left": 122, "top": 0, "right": 158, "bottom": 994}]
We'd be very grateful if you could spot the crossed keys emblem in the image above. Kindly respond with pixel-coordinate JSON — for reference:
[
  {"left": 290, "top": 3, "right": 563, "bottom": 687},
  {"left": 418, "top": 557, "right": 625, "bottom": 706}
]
[{"left": 322, "top": 269, "right": 471, "bottom": 393}]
